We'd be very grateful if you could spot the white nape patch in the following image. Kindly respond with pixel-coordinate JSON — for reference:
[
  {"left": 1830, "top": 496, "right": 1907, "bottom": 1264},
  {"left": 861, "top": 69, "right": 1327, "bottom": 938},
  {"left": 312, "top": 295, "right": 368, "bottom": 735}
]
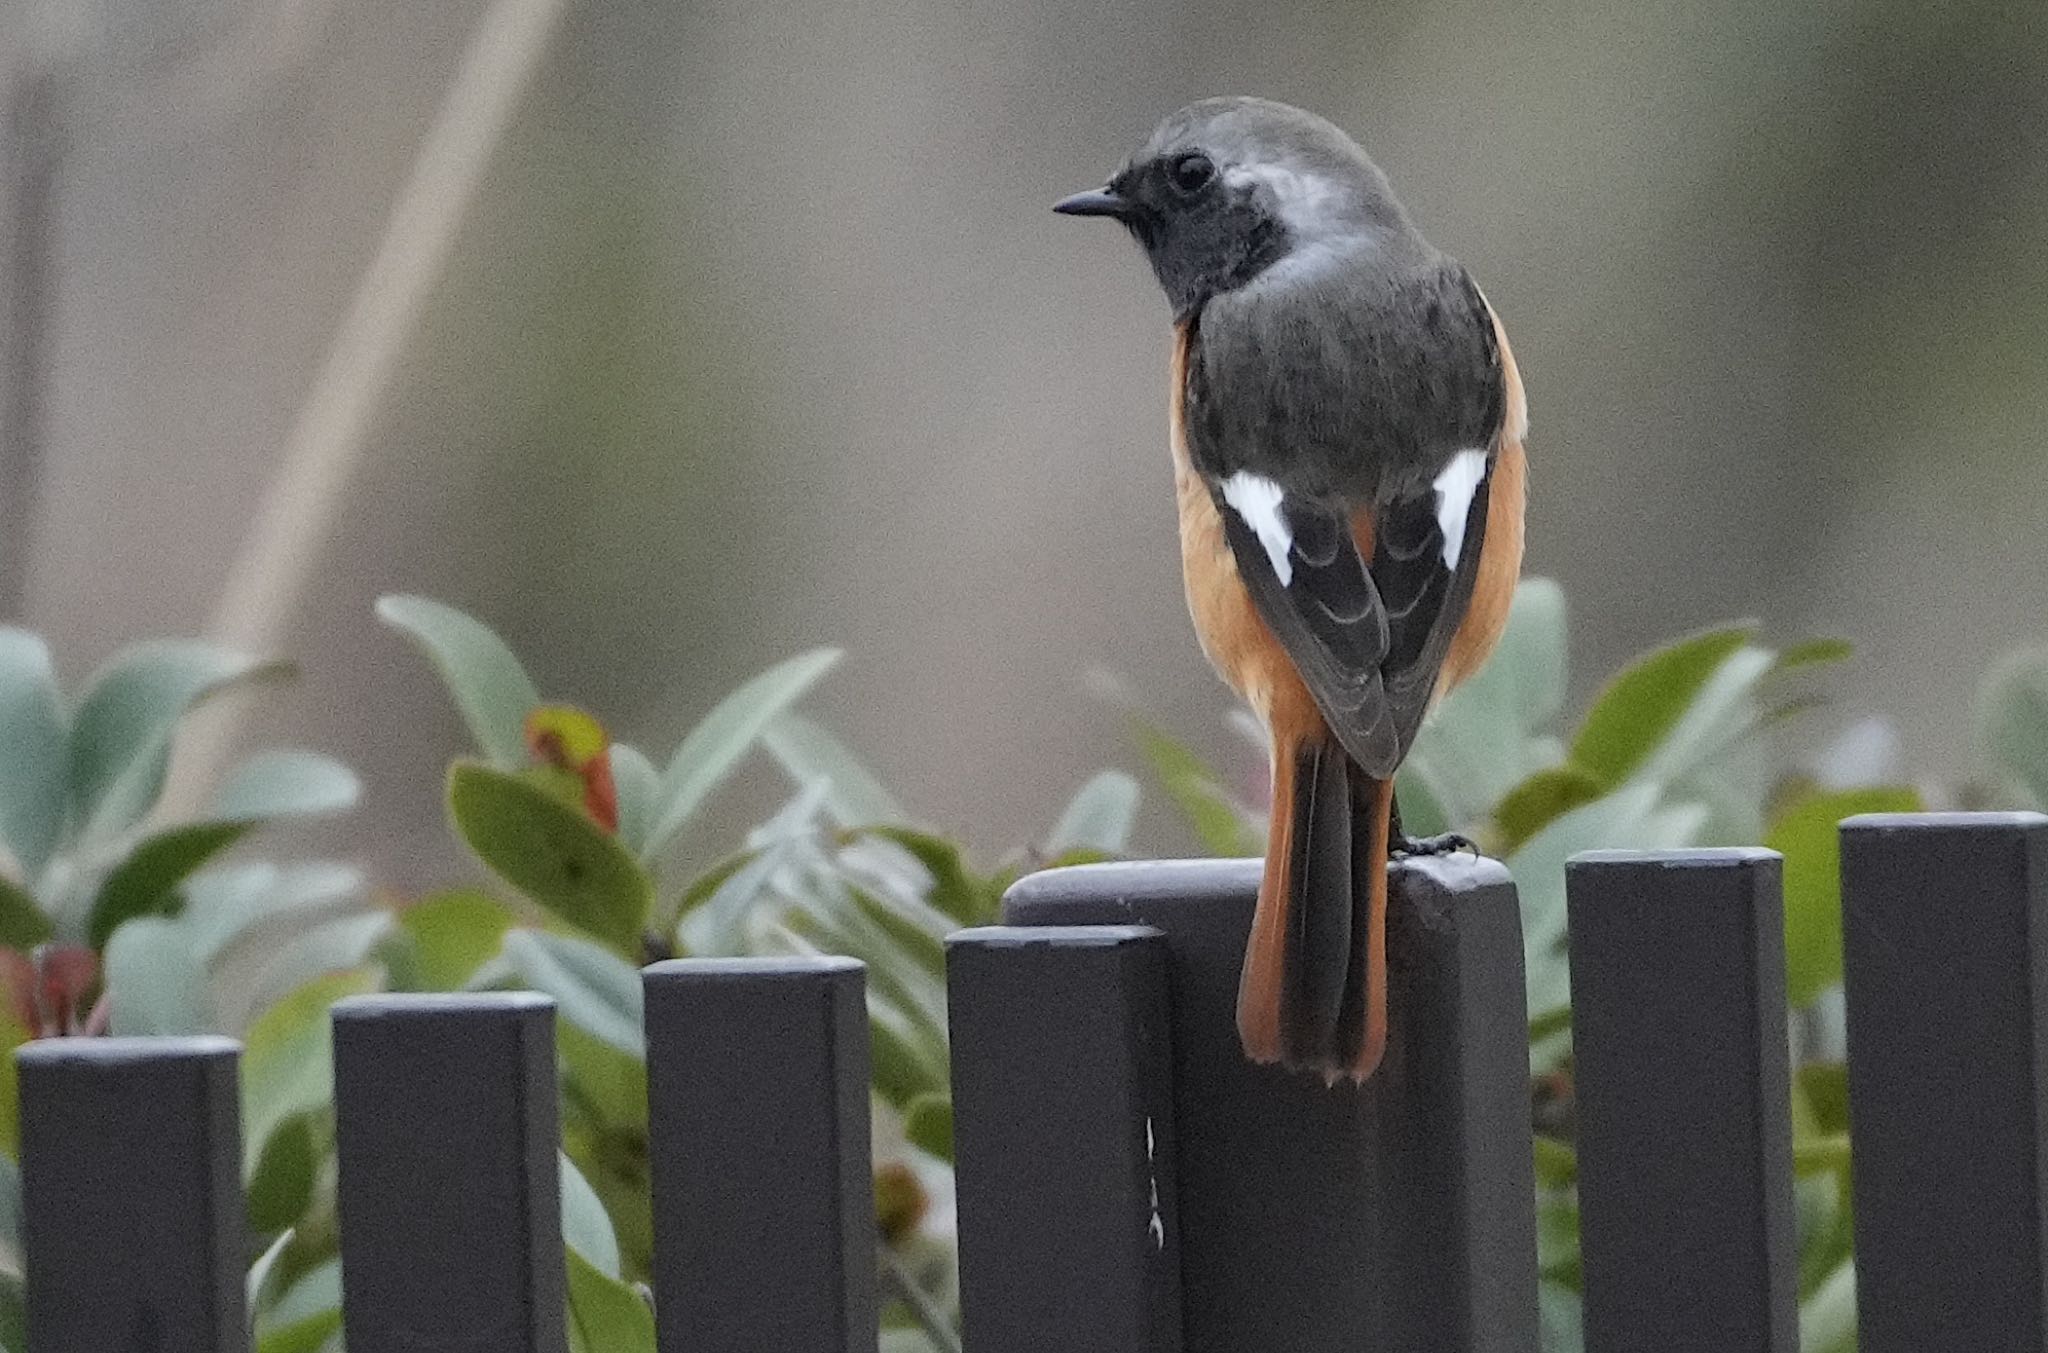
[
  {"left": 1224, "top": 162, "right": 1345, "bottom": 232},
  {"left": 1508, "top": 377, "right": 1530, "bottom": 443},
  {"left": 1220, "top": 472, "right": 1294, "bottom": 585},
  {"left": 1433, "top": 450, "right": 1489, "bottom": 570}
]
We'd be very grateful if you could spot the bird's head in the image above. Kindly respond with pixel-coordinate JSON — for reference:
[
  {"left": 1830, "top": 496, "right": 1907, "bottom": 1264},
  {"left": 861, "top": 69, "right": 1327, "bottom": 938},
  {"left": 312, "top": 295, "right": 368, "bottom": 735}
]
[{"left": 1055, "top": 97, "right": 1418, "bottom": 320}]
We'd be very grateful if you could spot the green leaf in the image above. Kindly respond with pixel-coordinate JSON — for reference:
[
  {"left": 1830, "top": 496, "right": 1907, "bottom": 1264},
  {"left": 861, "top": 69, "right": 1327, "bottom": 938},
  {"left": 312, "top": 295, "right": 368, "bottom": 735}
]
[
  {"left": 863, "top": 828, "right": 1000, "bottom": 926},
  {"left": 1798, "top": 1060, "right": 1852, "bottom": 1137},
  {"left": 905, "top": 1093, "right": 955, "bottom": 1161},
  {"left": 1532, "top": 1135, "right": 1577, "bottom": 1188},
  {"left": 647, "top": 648, "right": 843, "bottom": 856},
  {"left": 1045, "top": 771, "right": 1141, "bottom": 857},
  {"left": 566, "top": 1246, "right": 656, "bottom": 1353},
  {"left": 1406, "top": 577, "right": 1571, "bottom": 827},
  {"left": 764, "top": 710, "right": 908, "bottom": 829},
  {"left": 69, "top": 640, "right": 279, "bottom": 842},
  {"left": 500, "top": 928, "right": 645, "bottom": 1056},
  {"left": 246, "top": 1114, "right": 317, "bottom": 1233},
  {"left": 1978, "top": 646, "right": 2048, "bottom": 807},
  {"left": 560, "top": 1151, "right": 622, "bottom": 1278},
  {"left": 558, "top": 1019, "right": 648, "bottom": 1131},
  {"left": 1538, "top": 1280, "right": 1584, "bottom": 1353},
  {"left": 0, "top": 629, "right": 69, "bottom": 878},
  {"left": 1568, "top": 626, "right": 1754, "bottom": 789},
  {"left": 240, "top": 968, "right": 380, "bottom": 1176},
  {"left": 103, "top": 916, "right": 210, "bottom": 1034},
  {"left": 448, "top": 762, "right": 653, "bottom": 956},
  {"left": 0, "top": 877, "right": 49, "bottom": 951},
  {"left": 1774, "top": 638, "right": 1854, "bottom": 673},
  {"left": 398, "top": 890, "right": 514, "bottom": 990},
  {"left": 1799, "top": 1260, "right": 1857, "bottom": 1353},
  {"left": 264, "top": 1260, "right": 341, "bottom": 1330},
  {"left": 212, "top": 750, "right": 360, "bottom": 821},
  {"left": 0, "top": 1015, "right": 24, "bottom": 1162},
  {"left": 1493, "top": 766, "right": 1607, "bottom": 854},
  {"left": 255, "top": 1310, "right": 341, "bottom": 1353},
  {"left": 1131, "top": 722, "right": 1262, "bottom": 857},
  {"left": 375, "top": 595, "right": 543, "bottom": 768},
  {"left": 1768, "top": 786, "right": 1922, "bottom": 1006},
  {"left": 87, "top": 820, "right": 250, "bottom": 949},
  {"left": 608, "top": 744, "right": 661, "bottom": 856}
]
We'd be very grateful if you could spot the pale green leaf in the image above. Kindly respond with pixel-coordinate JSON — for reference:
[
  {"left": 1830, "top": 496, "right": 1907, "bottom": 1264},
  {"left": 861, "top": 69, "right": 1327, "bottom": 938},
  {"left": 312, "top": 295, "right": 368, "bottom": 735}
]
[
  {"left": 560, "top": 1151, "right": 621, "bottom": 1278},
  {"left": 240, "top": 968, "right": 379, "bottom": 1176},
  {"left": 1799, "top": 1260, "right": 1857, "bottom": 1353},
  {"left": 647, "top": 649, "right": 842, "bottom": 856},
  {"left": 608, "top": 744, "right": 660, "bottom": 856},
  {"left": 69, "top": 640, "right": 278, "bottom": 842},
  {"left": 499, "top": 928, "right": 645, "bottom": 1056},
  {"left": 1131, "top": 721, "right": 1262, "bottom": 857},
  {"left": 375, "top": 595, "right": 543, "bottom": 768},
  {"left": 1407, "top": 577, "right": 1571, "bottom": 826},
  {"left": 1977, "top": 646, "right": 2048, "bottom": 807},
  {"left": 763, "top": 711, "right": 907, "bottom": 829},
  {"left": 0, "top": 629, "right": 68, "bottom": 878},
  {"left": 1045, "top": 771, "right": 1140, "bottom": 857},
  {"left": 212, "top": 750, "right": 361, "bottom": 821},
  {"left": 104, "top": 916, "right": 211, "bottom": 1034}
]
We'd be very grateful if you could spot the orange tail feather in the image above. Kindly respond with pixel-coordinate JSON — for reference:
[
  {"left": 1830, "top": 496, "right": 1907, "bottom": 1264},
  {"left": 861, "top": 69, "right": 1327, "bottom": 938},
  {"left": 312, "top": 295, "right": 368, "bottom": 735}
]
[{"left": 1237, "top": 737, "right": 1391, "bottom": 1083}]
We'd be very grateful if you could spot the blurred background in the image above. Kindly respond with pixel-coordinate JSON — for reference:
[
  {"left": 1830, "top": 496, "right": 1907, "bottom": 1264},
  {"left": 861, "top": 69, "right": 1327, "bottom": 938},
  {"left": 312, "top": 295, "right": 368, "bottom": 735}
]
[{"left": 4, "top": 0, "right": 2046, "bottom": 883}]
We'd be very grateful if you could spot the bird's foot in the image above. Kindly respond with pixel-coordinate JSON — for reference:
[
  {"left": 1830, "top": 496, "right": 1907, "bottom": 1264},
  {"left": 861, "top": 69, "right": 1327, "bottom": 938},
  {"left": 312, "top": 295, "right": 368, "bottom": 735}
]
[{"left": 1392, "top": 831, "right": 1479, "bottom": 860}]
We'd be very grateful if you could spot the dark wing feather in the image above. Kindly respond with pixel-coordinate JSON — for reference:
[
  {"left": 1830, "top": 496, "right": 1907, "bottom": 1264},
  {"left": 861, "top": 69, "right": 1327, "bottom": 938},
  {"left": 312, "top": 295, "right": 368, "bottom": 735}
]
[
  {"left": 1188, "top": 262, "right": 1507, "bottom": 773},
  {"left": 1215, "top": 467, "right": 1496, "bottom": 775}
]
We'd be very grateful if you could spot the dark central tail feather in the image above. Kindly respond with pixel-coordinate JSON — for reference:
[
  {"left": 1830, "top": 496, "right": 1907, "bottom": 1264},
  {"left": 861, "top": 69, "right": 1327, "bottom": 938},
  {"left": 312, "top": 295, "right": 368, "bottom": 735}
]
[{"left": 1237, "top": 735, "right": 1392, "bottom": 1083}]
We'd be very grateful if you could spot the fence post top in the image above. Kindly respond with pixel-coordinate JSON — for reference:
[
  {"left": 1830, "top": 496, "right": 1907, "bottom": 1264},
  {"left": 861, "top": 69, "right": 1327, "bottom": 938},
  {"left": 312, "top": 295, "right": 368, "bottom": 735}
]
[
  {"left": 946, "top": 923, "right": 1165, "bottom": 951},
  {"left": 330, "top": 991, "right": 556, "bottom": 1021},
  {"left": 1004, "top": 857, "right": 1264, "bottom": 910},
  {"left": 1840, "top": 810, "right": 2048, "bottom": 834},
  {"left": 1388, "top": 852, "right": 1516, "bottom": 894},
  {"left": 1567, "top": 846, "right": 1781, "bottom": 872},
  {"left": 16, "top": 1034, "right": 241, "bottom": 1067},
  {"left": 642, "top": 954, "right": 865, "bottom": 980}
]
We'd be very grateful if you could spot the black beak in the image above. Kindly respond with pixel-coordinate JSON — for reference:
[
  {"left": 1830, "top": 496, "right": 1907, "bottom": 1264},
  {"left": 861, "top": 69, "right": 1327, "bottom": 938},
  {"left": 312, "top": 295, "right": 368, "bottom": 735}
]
[{"left": 1053, "top": 186, "right": 1132, "bottom": 219}]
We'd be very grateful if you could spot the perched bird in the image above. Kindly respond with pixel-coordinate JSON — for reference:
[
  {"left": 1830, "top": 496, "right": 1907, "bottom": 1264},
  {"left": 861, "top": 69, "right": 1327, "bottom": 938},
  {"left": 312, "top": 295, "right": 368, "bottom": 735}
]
[{"left": 1056, "top": 97, "right": 1527, "bottom": 1083}]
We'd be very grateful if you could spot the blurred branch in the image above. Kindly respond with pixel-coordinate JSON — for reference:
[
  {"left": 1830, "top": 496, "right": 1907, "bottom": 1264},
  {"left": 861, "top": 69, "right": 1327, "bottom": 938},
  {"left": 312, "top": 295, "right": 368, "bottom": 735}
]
[
  {"left": 164, "top": 0, "right": 574, "bottom": 809},
  {"left": 0, "top": 56, "right": 68, "bottom": 621}
]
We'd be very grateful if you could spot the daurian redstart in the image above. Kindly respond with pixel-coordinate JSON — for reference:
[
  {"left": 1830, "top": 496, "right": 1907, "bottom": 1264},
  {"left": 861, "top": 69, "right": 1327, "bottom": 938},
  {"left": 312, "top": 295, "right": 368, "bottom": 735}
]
[{"left": 1057, "top": 97, "right": 1528, "bottom": 1083}]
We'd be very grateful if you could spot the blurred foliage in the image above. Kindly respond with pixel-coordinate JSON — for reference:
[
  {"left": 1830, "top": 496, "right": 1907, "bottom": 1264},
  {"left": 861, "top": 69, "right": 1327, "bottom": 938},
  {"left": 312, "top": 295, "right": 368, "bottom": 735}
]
[
  {"left": 1127, "top": 577, "right": 1925, "bottom": 1353},
  {"left": 0, "top": 627, "right": 363, "bottom": 1346},
  {"left": 205, "top": 595, "right": 1124, "bottom": 1353},
  {"left": 15, "top": 578, "right": 2048, "bottom": 1352}
]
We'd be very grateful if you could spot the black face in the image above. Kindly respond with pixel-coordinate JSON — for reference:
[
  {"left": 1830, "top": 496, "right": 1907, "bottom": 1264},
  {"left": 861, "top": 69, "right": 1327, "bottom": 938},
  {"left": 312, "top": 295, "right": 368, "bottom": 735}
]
[{"left": 1057, "top": 148, "right": 1290, "bottom": 320}]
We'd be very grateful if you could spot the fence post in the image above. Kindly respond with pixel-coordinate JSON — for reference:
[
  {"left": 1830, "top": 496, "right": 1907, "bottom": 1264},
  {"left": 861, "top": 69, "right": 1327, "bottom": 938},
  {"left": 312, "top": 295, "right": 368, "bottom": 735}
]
[
  {"left": 946, "top": 923, "right": 1181, "bottom": 1353},
  {"left": 18, "top": 1036, "right": 248, "bottom": 1352},
  {"left": 642, "top": 956, "right": 877, "bottom": 1353},
  {"left": 994, "top": 854, "right": 1537, "bottom": 1353},
  {"left": 1840, "top": 811, "right": 2048, "bottom": 1352},
  {"left": 331, "top": 992, "right": 565, "bottom": 1353},
  {"left": 1565, "top": 848, "right": 1799, "bottom": 1353}
]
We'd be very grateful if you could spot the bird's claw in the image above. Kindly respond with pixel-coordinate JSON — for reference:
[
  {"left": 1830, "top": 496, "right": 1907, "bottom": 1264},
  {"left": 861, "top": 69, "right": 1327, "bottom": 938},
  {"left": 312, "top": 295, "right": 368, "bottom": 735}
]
[{"left": 1392, "top": 831, "right": 1480, "bottom": 860}]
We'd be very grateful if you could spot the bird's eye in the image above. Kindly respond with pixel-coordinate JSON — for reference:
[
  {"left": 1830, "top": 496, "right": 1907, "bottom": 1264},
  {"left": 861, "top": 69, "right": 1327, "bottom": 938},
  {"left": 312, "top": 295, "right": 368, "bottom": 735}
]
[{"left": 1169, "top": 153, "right": 1216, "bottom": 194}]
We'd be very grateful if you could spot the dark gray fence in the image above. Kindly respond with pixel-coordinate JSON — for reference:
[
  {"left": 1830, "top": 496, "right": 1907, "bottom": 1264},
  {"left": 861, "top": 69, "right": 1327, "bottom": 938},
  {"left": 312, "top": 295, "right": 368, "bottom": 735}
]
[{"left": 12, "top": 812, "right": 2046, "bottom": 1351}]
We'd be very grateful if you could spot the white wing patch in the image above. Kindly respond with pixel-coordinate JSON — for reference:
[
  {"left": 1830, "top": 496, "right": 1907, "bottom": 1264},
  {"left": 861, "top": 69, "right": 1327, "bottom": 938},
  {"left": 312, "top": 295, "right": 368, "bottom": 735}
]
[
  {"left": 1432, "top": 450, "right": 1489, "bottom": 571},
  {"left": 1220, "top": 472, "right": 1294, "bottom": 585}
]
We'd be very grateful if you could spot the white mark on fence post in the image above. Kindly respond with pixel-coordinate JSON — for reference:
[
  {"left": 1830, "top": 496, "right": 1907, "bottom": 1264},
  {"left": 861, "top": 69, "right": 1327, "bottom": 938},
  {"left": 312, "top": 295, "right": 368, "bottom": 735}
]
[{"left": 1145, "top": 1116, "right": 1165, "bottom": 1250}]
